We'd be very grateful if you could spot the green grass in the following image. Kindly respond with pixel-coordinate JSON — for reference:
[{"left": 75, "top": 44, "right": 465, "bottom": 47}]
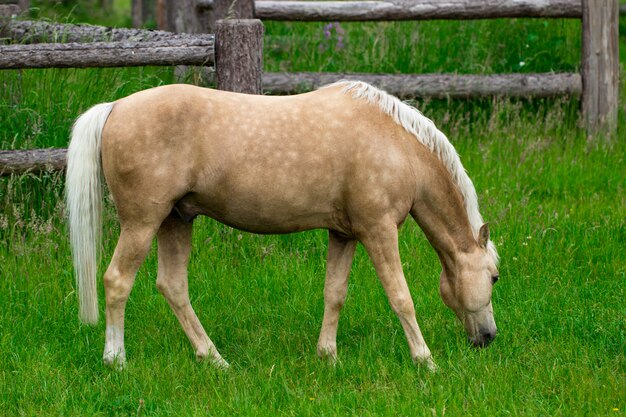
[
  {"left": 1, "top": 2, "right": 625, "bottom": 416},
  {"left": 264, "top": 19, "right": 581, "bottom": 75},
  {"left": 1, "top": 67, "right": 175, "bottom": 149}
]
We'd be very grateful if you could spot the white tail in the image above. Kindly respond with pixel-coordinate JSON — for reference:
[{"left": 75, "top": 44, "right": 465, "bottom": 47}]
[{"left": 66, "top": 102, "right": 114, "bottom": 324}]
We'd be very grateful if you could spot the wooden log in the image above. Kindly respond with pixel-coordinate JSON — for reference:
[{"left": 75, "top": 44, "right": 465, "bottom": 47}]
[
  {"left": 0, "top": 148, "right": 67, "bottom": 176},
  {"left": 1, "top": 19, "right": 215, "bottom": 44},
  {"left": 216, "top": 19, "right": 264, "bottom": 94},
  {"left": 581, "top": 0, "right": 619, "bottom": 138},
  {"left": 262, "top": 72, "right": 582, "bottom": 99},
  {"left": 255, "top": 0, "right": 582, "bottom": 21},
  {"left": 0, "top": 38, "right": 215, "bottom": 69}
]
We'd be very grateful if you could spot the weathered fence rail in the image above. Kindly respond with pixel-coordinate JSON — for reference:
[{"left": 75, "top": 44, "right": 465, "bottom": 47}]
[
  {"left": 0, "top": 38, "right": 215, "bottom": 69},
  {"left": 0, "top": 20, "right": 216, "bottom": 69},
  {"left": 262, "top": 72, "right": 583, "bottom": 99},
  {"left": 2, "top": 19, "right": 212, "bottom": 43},
  {"left": 0, "top": 149, "right": 67, "bottom": 176},
  {"left": 255, "top": 0, "right": 583, "bottom": 21}
]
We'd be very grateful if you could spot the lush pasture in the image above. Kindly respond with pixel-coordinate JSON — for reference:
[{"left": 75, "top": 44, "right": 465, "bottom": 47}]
[{"left": 1, "top": 2, "right": 625, "bottom": 416}]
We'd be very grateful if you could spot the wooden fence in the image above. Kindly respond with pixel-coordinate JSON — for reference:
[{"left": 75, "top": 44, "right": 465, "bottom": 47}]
[
  {"left": 253, "top": 0, "right": 619, "bottom": 138},
  {"left": 0, "top": 0, "right": 620, "bottom": 174},
  {"left": 3, "top": 0, "right": 621, "bottom": 136},
  {"left": 0, "top": 2, "right": 263, "bottom": 175}
]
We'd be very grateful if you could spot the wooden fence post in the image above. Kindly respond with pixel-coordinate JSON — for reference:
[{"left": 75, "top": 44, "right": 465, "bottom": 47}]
[
  {"left": 215, "top": 19, "right": 263, "bottom": 94},
  {"left": 581, "top": 0, "right": 619, "bottom": 139},
  {"left": 131, "top": 0, "right": 152, "bottom": 28},
  {"left": 158, "top": 0, "right": 203, "bottom": 32}
]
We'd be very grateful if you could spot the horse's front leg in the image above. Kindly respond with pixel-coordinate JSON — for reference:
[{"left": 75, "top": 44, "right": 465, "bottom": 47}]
[
  {"left": 317, "top": 230, "right": 357, "bottom": 363},
  {"left": 360, "top": 220, "right": 437, "bottom": 371}
]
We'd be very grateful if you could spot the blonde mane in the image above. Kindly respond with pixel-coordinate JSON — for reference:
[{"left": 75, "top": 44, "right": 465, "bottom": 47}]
[{"left": 326, "top": 81, "right": 499, "bottom": 264}]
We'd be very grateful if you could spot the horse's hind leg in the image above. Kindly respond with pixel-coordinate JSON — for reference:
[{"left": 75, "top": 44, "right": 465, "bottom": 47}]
[
  {"left": 317, "top": 231, "right": 357, "bottom": 362},
  {"left": 156, "top": 213, "right": 229, "bottom": 368},
  {"left": 103, "top": 223, "right": 161, "bottom": 368},
  {"left": 359, "top": 220, "right": 437, "bottom": 371}
]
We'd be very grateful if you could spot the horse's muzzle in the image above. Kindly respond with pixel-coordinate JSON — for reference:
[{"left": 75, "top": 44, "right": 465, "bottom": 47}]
[{"left": 469, "top": 329, "right": 496, "bottom": 348}]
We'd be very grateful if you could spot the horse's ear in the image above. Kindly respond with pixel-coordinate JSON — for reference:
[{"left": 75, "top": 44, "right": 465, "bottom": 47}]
[{"left": 478, "top": 223, "right": 490, "bottom": 248}]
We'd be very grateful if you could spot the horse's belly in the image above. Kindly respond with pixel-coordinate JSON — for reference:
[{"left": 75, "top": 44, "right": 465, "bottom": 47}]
[{"left": 176, "top": 185, "right": 341, "bottom": 235}]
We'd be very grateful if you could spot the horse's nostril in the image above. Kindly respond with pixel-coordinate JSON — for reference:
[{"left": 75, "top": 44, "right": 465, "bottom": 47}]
[
  {"left": 470, "top": 329, "right": 496, "bottom": 348},
  {"left": 481, "top": 330, "right": 496, "bottom": 345}
]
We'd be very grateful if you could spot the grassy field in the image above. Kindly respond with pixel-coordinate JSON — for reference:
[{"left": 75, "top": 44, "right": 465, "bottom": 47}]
[{"left": 1, "top": 1, "right": 625, "bottom": 416}]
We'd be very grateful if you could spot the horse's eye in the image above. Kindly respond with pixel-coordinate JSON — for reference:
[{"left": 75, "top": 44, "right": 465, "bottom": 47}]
[{"left": 492, "top": 274, "right": 500, "bottom": 285}]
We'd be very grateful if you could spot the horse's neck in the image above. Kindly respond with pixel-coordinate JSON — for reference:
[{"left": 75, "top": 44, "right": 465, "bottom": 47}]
[{"left": 411, "top": 171, "right": 476, "bottom": 272}]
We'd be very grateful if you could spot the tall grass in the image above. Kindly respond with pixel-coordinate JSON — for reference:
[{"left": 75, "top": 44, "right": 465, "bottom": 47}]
[
  {"left": 264, "top": 18, "right": 581, "bottom": 74},
  {"left": 1, "top": 67, "right": 174, "bottom": 150},
  {"left": 0, "top": 3, "right": 624, "bottom": 416}
]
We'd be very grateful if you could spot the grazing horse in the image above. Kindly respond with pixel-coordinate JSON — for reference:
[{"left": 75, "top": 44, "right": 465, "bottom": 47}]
[{"left": 66, "top": 81, "right": 499, "bottom": 370}]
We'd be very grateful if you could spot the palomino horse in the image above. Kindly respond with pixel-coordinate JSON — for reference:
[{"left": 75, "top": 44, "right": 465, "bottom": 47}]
[{"left": 66, "top": 81, "right": 499, "bottom": 370}]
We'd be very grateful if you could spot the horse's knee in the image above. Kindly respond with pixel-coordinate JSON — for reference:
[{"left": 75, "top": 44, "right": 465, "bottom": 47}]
[
  {"left": 155, "top": 274, "right": 175, "bottom": 299},
  {"left": 155, "top": 273, "right": 168, "bottom": 295},
  {"left": 389, "top": 295, "right": 415, "bottom": 317},
  {"left": 156, "top": 273, "right": 189, "bottom": 308},
  {"left": 324, "top": 290, "right": 346, "bottom": 311}
]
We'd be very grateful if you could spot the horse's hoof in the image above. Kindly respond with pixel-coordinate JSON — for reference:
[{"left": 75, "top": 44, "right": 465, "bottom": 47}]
[
  {"left": 425, "top": 358, "right": 438, "bottom": 373},
  {"left": 318, "top": 354, "right": 339, "bottom": 367},
  {"left": 316, "top": 344, "right": 338, "bottom": 365},
  {"left": 103, "top": 350, "right": 126, "bottom": 370},
  {"left": 413, "top": 355, "right": 438, "bottom": 373},
  {"left": 213, "top": 357, "right": 230, "bottom": 370},
  {"left": 196, "top": 350, "right": 230, "bottom": 370}
]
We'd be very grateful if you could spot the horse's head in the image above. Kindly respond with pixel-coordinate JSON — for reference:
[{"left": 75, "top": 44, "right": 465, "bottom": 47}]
[{"left": 439, "top": 223, "right": 499, "bottom": 348}]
